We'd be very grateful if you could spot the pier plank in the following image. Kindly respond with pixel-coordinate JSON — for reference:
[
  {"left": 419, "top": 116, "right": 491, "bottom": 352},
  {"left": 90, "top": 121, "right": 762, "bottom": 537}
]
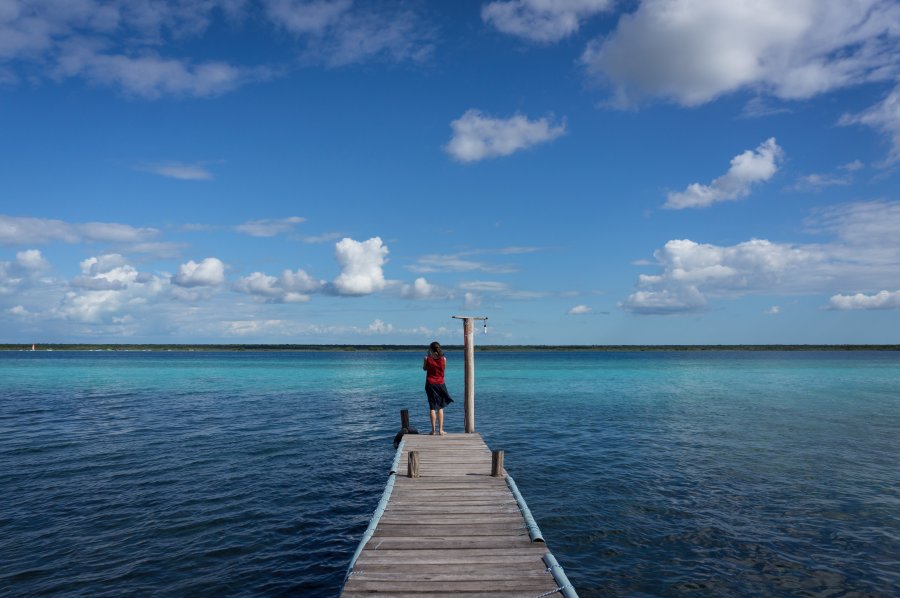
[{"left": 341, "top": 433, "right": 570, "bottom": 596}]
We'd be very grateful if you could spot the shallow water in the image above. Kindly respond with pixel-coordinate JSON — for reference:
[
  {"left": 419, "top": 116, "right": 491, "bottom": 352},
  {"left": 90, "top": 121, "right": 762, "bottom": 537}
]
[{"left": 1, "top": 351, "right": 898, "bottom": 596}]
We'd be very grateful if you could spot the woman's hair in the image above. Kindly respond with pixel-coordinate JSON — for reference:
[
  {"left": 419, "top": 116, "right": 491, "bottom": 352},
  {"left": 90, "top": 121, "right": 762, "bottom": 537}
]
[{"left": 428, "top": 341, "right": 443, "bottom": 358}]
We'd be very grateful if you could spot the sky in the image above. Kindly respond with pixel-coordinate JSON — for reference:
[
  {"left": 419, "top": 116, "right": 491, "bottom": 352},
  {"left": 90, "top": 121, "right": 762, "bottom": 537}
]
[{"left": 1, "top": 0, "right": 900, "bottom": 345}]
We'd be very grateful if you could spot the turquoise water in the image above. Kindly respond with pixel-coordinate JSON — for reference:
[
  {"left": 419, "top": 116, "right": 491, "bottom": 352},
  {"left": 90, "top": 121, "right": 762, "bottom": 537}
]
[{"left": 1, "top": 351, "right": 898, "bottom": 596}]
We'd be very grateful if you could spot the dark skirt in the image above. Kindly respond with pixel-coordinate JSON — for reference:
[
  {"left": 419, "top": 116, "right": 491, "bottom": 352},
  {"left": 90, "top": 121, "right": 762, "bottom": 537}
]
[{"left": 425, "top": 383, "right": 453, "bottom": 411}]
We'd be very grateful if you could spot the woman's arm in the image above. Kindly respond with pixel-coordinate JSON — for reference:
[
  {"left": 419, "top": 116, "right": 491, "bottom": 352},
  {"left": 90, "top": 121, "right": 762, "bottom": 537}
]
[{"left": 423, "top": 357, "right": 428, "bottom": 371}]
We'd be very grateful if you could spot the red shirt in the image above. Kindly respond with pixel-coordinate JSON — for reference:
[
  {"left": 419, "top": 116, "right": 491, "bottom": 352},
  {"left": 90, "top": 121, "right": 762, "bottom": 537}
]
[{"left": 424, "top": 355, "right": 445, "bottom": 384}]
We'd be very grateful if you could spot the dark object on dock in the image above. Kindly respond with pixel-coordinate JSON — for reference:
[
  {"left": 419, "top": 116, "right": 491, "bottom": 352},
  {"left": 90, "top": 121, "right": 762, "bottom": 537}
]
[{"left": 392, "top": 409, "right": 420, "bottom": 449}]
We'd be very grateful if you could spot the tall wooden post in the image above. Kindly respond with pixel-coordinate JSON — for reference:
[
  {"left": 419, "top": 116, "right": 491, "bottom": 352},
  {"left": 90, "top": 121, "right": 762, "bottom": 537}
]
[
  {"left": 400, "top": 409, "right": 409, "bottom": 430},
  {"left": 452, "top": 315, "right": 487, "bottom": 434}
]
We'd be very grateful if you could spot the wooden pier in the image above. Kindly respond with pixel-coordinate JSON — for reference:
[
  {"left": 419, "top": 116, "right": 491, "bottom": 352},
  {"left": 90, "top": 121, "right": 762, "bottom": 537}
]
[{"left": 341, "top": 432, "right": 576, "bottom": 597}]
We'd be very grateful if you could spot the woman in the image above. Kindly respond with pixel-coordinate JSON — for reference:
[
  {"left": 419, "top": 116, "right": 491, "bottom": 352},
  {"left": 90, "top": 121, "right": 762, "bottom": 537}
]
[{"left": 423, "top": 341, "right": 453, "bottom": 435}]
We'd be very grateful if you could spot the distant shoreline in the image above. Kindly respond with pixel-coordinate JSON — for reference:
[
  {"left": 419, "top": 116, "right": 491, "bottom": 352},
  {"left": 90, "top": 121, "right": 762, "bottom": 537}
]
[{"left": 3, "top": 344, "right": 899, "bottom": 352}]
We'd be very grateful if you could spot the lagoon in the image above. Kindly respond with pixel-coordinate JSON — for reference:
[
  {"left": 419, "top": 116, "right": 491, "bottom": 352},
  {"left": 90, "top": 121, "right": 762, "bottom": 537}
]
[{"left": 1, "top": 350, "right": 898, "bottom": 596}]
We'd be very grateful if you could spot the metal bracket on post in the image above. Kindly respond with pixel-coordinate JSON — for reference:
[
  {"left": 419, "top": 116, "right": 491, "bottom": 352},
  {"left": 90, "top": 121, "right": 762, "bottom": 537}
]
[{"left": 451, "top": 315, "right": 488, "bottom": 434}]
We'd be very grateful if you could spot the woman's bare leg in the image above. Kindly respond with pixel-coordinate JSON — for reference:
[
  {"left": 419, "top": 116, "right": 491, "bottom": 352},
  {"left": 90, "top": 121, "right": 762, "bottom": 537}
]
[
  {"left": 438, "top": 409, "right": 445, "bottom": 435},
  {"left": 430, "top": 409, "right": 436, "bottom": 434}
]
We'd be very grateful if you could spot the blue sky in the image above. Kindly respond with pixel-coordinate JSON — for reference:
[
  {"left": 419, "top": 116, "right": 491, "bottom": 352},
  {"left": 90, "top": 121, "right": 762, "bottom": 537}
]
[{"left": 2, "top": 0, "right": 900, "bottom": 344}]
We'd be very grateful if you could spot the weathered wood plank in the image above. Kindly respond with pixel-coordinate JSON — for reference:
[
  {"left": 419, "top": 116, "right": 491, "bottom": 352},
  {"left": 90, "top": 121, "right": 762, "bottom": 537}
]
[{"left": 344, "top": 579, "right": 560, "bottom": 592}]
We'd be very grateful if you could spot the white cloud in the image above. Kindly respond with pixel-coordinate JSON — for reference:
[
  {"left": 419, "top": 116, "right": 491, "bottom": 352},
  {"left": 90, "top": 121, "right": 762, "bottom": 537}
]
[
  {"left": 409, "top": 253, "right": 517, "bottom": 274},
  {"left": 264, "top": 0, "right": 434, "bottom": 67},
  {"left": 445, "top": 109, "right": 566, "bottom": 163},
  {"left": 56, "top": 254, "right": 168, "bottom": 323},
  {"left": 0, "top": 249, "right": 51, "bottom": 294},
  {"left": 665, "top": 138, "right": 783, "bottom": 209},
  {"left": 235, "top": 216, "right": 305, "bottom": 237},
  {"left": 15, "top": 249, "right": 49, "bottom": 271},
  {"left": 582, "top": 0, "right": 900, "bottom": 108},
  {"left": 140, "top": 162, "right": 214, "bottom": 180},
  {"left": 624, "top": 200, "right": 900, "bottom": 314},
  {"left": 233, "top": 268, "right": 321, "bottom": 303},
  {"left": 567, "top": 304, "right": 593, "bottom": 315},
  {"left": 55, "top": 41, "right": 267, "bottom": 99},
  {"left": 459, "top": 281, "right": 509, "bottom": 293},
  {"left": 8, "top": 304, "right": 33, "bottom": 317},
  {"left": 367, "top": 318, "right": 393, "bottom": 334},
  {"left": 0, "top": 1, "right": 268, "bottom": 97},
  {"left": 790, "top": 172, "right": 851, "bottom": 192},
  {"left": 264, "top": 0, "right": 352, "bottom": 33},
  {"left": 840, "top": 84, "right": 900, "bottom": 163},
  {"left": 302, "top": 232, "right": 344, "bottom": 244},
  {"left": 332, "top": 237, "right": 388, "bottom": 295},
  {"left": 482, "top": 0, "right": 614, "bottom": 43},
  {"left": 622, "top": 238, "right": 825, "bottom": 314},
  {"left": 400, "top": 277, "right": 436, "bottom": 299},
  {"left": 766, "top": 305, "right": 781, "bottom": 315},
  {"left": 464, "top": 292, "right": 482, "bottom": 310},
  {"left": 0, "top": 215, "right": 158, "bottom": 245},
  {"left": 829, "top": 290, "right": 900, "bottom": 310},
  {"left": 172, "top": 257, "right": 226, "bottom": 287}
]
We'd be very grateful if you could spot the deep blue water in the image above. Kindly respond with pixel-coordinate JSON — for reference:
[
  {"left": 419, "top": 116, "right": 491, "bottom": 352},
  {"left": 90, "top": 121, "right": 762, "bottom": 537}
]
[{"left": 1, "top": 351, "right": 898, "bottom": 597}]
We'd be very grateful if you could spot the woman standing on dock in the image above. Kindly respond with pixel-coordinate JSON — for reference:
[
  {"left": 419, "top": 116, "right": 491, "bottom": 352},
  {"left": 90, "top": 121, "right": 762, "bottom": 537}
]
[{"left": 423, "top": 341, "right": 453, "bottom": 435}]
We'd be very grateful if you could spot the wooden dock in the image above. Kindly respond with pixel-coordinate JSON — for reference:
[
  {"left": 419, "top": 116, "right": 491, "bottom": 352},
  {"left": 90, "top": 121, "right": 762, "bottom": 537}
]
[{"left": 341, "top": 432, "right": 576, "bottom": 597}]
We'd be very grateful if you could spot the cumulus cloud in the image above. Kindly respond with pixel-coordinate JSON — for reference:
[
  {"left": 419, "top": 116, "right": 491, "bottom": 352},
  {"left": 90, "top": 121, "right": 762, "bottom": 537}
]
[
  {"left": 15, "top": 249, "right": 49, "bottom": 271},
  {"left": 622, "top": 238, "right": 825, "bottom": 314},
  {"left": 56, "top": 254, "right": 168, "bottom": 323},
  {"left": 233, "top": 268, "right": 322, "bottom": 303},
  {"left": 445, "top": 109, "right": 566, "bottom": 163},
  {"left": 624, "top": 200, "right": 900, "bottom": 314},
  {"left": 332, "top": 237, "right": 388, "bottom": 295},
  {"left": 582, "top": 0, "right": 900, "bottom": 108},
  {"left": 665, "top": 138, "right": 783, "bottom": 209},
  {"left": 172, "top": 257, "right": 226, "bottom": 287},
  {"left": 765, "top": 305, "right": 781, "bottom": 315},
  {"left": 0, "top": 249, "right": 50, "bottom": 294},
  {"left": 829, "top": 290, "right": 900, "bottom": 310},
  {"left": 840, "top": 84, "right": 900, "bottom": 163},
  {"left": 235, "top": 216, "right": 305, "bottom": 237},
  {"left": 482, "top": 0, "right": 614, "bottom": 43},
  {"left": 567, "top": 304, "right": 593, "bottom": 315},
  {"left": 366, "top": 318, "right": 393, "bottom": 334},
  {"left": 400, "top": 277, "right": 436, "bottom": 299},
  {"left": 0, "top": 215, "right": 158, "bottom": 245},
  {"left": 139, "top": 162, "right": 214, "bottom": 180}
]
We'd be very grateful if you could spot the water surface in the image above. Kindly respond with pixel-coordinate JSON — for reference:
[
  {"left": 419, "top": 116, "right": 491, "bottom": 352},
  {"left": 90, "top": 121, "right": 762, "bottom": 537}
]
[{"left": 1, "top": 351, "right": 898, "bottom": 596}]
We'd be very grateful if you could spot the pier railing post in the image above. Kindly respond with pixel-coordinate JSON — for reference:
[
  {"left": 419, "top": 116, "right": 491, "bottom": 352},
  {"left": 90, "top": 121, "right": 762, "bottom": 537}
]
[{"left": 408, "top": 451, "right": 420, "bottom": 478}]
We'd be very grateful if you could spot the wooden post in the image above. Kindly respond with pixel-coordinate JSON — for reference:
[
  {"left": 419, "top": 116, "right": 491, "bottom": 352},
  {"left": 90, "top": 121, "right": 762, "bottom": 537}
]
[
  {"left": 463, "top": 318, "right": 475, "bottom": 433},
  {"left": 400, "top": 409, "right": 409, "bottom": 430},
  {"left": 408, "top": 451, "right": 420, "bottom": 478},
  {"left": 491, "top": 450, "right": 505, "bottom": 477},
  {"left": 452, "top": 315, "right": 486, "bottom": 433}
]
